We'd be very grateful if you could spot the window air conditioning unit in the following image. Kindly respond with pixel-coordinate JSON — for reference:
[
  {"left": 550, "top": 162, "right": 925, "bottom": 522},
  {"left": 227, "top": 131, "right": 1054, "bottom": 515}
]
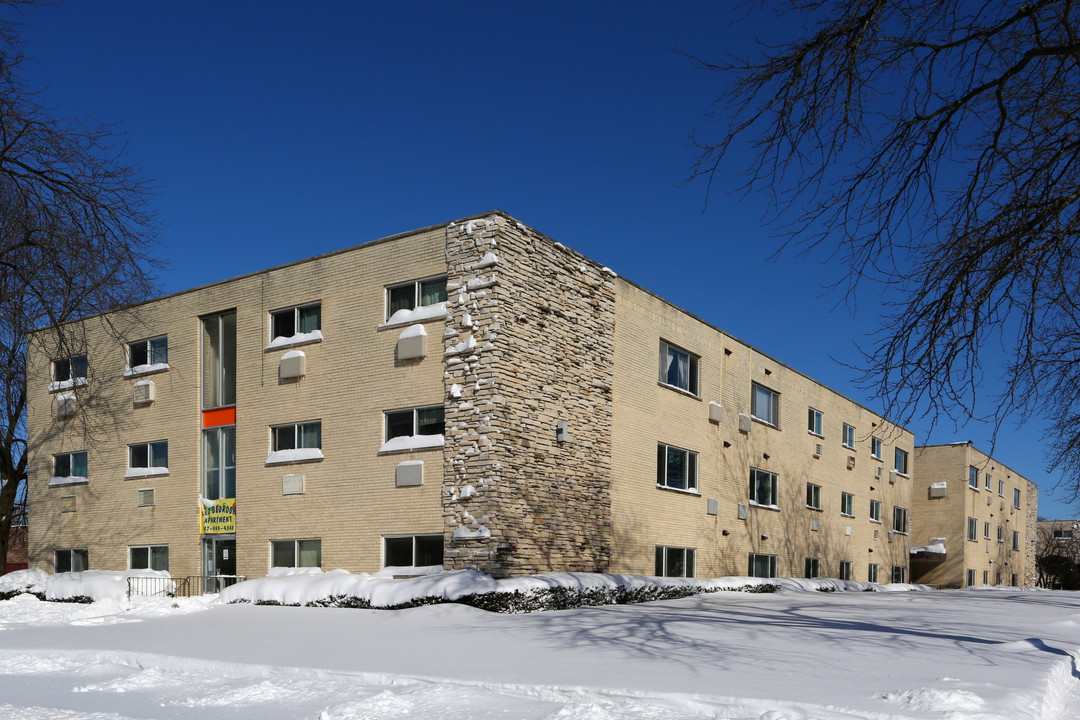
[
  {"left": 811, "top": 517, "right": 819, "bottom": 531},
  {"left": 708, "top": 401, "right": 724, "bottom": 424},
  {"left": 397, "top": 324, "right": 427, "bottom": 360},
  {"left": 887, "top": 530, "right": 895, "bottom": 543},
  {"left": 279, "top": 350, "right": 306, "bottom": 380},
  {"left": 874, "top": 466, "right": 882, "bottom": 479},
  {"left": 137, "top": 488, "right": 155, "bottom": 507},
  {"left": 282, "top": 474, "right": 305, "bottom": 495},
  {"left": 133, "top": 380, "right": 154, "bottom": 405},
  {"left": 889, "top": 470, "right": 898, "bottom": 484},
  {"left": 813, "top": 443, "right": 823, "bottom": 458},
  {"left": 847, "top": 455, "right": 856, "bottom": 470},
  {"left": 845, "top": 525, "right": 852, "bottom": 536},
  {"left": 738, "top": 413, "right": 752, "bottom": 434},
  {"left": 737, "top": 502, "right": 748, "bottom": 520},
  {"left": 55, "top": 392, "right": 76, "bottom": 418},
  {"left": 396, "top": 461, "right": 423, "bottom": 487}
]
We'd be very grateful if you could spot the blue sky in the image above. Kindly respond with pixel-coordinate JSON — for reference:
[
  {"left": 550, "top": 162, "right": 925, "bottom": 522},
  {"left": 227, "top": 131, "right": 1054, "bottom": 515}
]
[{"left": 15, "top": 1, "right": 1075, "bottom": 518}]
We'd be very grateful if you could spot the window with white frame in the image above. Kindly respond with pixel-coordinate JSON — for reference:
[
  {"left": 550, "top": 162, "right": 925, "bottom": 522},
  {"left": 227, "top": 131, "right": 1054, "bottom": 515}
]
[
  {"left": 969, "top": 466, "right": 979, "bottom": 489},
  {"left": 51, "top": 354, "right": 87, "bottom": 389},
  {"left": 128, "top": 441, "right": 168, "bottom": 476},
  {"left": 998, "top": 480, "right": 1005, "bottom": 496},
  {"left": 655, "top": 546, "right": 695, "bottom": 577},
  {"left": 804, "top": 557, "right": 820, "bottom": 578},
  {"left": 128, "top": 336, "right": 168, "bottom": 370},
  {"left": 271, "top": 302, "right": 321, "bottom": 342},
  {"left": 386, "top": 275, "right": 447, "bottom": 322},
  {"left": 271, "top": 539, "right": 322, "bottom": 568},
  {"left": 983, "top": 521, "right": 991, "bottom": 539},
  {"left": 806, "top": 483, "right": 822, "bottom": 510},
  {"left": 268, "top": 421, "right": 323, "bottom": 464},
  {"left": 749, "top": 553, "right": 777, "bottom": 578},
  {"left": 840, "top": 492, "right": 854, "bottom": 517},
  {"left": 54, "top": 548, "right": 88, "bottom": 573},
  {"left": 983, "top": 570, "right": 989, "bottom": 585},
  {"left": 751, "top": 383, "right": 779, "bottom": 426},
  {"left": 869, "top": 499, "right": 881, "bottom": 523},
  {"left": 750, "top": 468, "right": 779, "bottom": 507},
  {"left": 52, "top": 451, "right": 88, "bottom": 482},
  {"left": 997, "top": 525, "right": 1004, "bottom": 542},
  {"left": 1013, "top": 530, "right": 1021, "bottom": 551},
  {"left": 842, "top": 423, "right": 855, "bottom": 449},
  {"left": 383, "top": 534, "right": 443, "bottom": 567},
  {"left": 966, "top": 568, "right": 976, "bottom": 586},
  {"left": 985, "top": 473, "right": 992, "bottom": 491},
  {"left": 867, "top": 563, "right": 878, "bottom": 583},
  {"left": 808, "top": 408, "right": 823, "bottom": 436},
  {"left": 657, "top": 443, "right": 698, "bottom": 491},
  {"left": 129, "top": 545, "right": 169, "bottom": 571},
  {"left": 871, "top": 436, "right": 882, "bottom": 459},
  {"left": 1055, "top": 529, "right": 1074, "bottom": 539},
  {"left": 659, "top": 340, "right": 699, "bottom": 395},
  {"left": 839, "top": 561, "right": 853, "bottom": 581},
  {"left": 892, "top": 566, "right": 906, "bottom": 583},
  {"left": 1014, "top": 488, "right": 1021, "bottom": 508},
  {"left": 894, "top": 448, "right": 909, "bottom": 475},
  {"left": 892, "top": 506, "right": 908, "bottom": 534},
  {"left": 967, "top": 517, "right": 977, "bottom": 541},
  {"left": 385, "top": 406, "right": 444, "bottom": 441}
]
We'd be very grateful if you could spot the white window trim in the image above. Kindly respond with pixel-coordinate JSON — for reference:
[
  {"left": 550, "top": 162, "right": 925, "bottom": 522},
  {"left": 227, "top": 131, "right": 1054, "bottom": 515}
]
[
  {"left": 750, "top": 383, "right": 779, "bottom": 427},
  {"left": 382, "top": 274, "right": 449, "bottom": 327},
  {"left": 127, "top": 441, "right": 169, "bottom": 478},
  {"left": 807, "top": 408, "right": 823, "bottom": 438},
  {"left": 842, "top": 423, "right": 855, "bottom": 450},
  {"left": 658, "top": 340, "right": 700, "bottom": 397},
  {"left": 270, "top": 538, "right": 323, "bottom": 569}
]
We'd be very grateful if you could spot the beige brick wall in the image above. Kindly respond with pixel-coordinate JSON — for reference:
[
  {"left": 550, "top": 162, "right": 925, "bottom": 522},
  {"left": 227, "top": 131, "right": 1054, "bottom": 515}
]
[{"left": 911, "top": 443, "right": 1036, "bottom": 587}]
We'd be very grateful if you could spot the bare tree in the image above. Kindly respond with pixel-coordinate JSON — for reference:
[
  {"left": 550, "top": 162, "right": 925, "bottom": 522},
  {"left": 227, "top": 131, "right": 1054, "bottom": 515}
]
[
  {"left": 0, "top": 1, "right": 159, "bottom": 573},
  {"left": 1034, "top": 522, "right": 1080, "bottom": 589},
  {"left": 688, "top": 1, "right": 1080, "bottom": 493}
]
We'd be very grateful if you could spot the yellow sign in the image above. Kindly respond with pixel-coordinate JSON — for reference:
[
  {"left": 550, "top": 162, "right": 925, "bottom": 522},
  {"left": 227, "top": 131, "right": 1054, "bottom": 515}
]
[{"left": 200, "top": 497, "right": 236, "bottom": 534}]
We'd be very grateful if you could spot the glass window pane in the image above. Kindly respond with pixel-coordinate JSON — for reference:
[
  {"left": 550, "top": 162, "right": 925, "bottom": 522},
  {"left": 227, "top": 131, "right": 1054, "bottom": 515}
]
[
  {"left": 272, "top": 309, "right": 295, "bottom": 339},
  {"left": 130, "top": 547, "right": 149, "bottom": 569},
  {"left": 273, "top": 425, "right": 296, "bottom": 451},
  {"left": 386, "top": 411, "right": 414, "bottom": 440},
  {"left": 130, "top": 342, "right": 148, "bottom": 367},
  {"left": 656, "top": 547, "right": 665, "bottom": 576},
  {"left": 271, "top": 540, "right": 296, "bottom": 568},
  {"left": 72, "top": 355, "right": 87, "bottom": 379},
  {"left": 223, "top": 427, "right": 236, "bottom": 497},
  {"left": 150, "top": 546, "right": 169, "bottom": 571},
  {"left": 388, "top": 285, "right": 415, "bottom": 316},
  {"left": 55, "top": 454, "right": 71, "bottom": 477},
  {"left": 149, "top": 336, "right": 168, "bottom": 364},
  {"left": 668, "top": 548, "right": 686, "bottom": 577},
  {"left": 221, "top": 313, "right": 236, "bottom": 405},
  {"left": 298, "top": 540, "right": 321, "bottom": 567},
  {"left": 72, "top": 549, "right": 88, "bottom": 572},
  {"left": 384, "top": 537, "right": 413, "bottom": 567},
  {"left": 666, "top": 448, "right": 687, "bottom": 489},
  {"left": 298, "top": 304, "right": 321, "bottom": 333},
  {"left": 150, "top": 441, "right": 168, "bottom": 468},
  {"left": 415, "top": 535, "right": 443, "bottom": 566},
  {"left": 131, "top": 444, "right": 149, "bottom": 468},
  {"left": 416, "top": 406, "right": 444, "bottom": 436},
  {"left": 53, "top": 358, "right": 70, "bottom": 382},
  {"left": 419, "top": 277, "right": 447, "bottom": 306},
  {"left": 299, "top": 422, "right": 321, "bottom": 449},
  {"left": 203, "top": 430, "right": 220, "bottom": 499},
  {"left": 72, "top": 452, "right": 87, "bottom": 478},
  {"left": 666, "top": 347, "right": 688, "bottom": 388}
]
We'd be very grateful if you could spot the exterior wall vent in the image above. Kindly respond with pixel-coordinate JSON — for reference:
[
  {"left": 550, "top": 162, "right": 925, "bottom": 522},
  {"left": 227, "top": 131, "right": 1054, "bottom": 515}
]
[
  {"left": 707, "top": 498, "right": 719, "bottom": 516},
  {"left": 875, "top": 466, "right": 882, "bottom": 479},
  {"left": 282, "top": 474, "right": 305, "bottom": 495},
  {"left": 133, "top": 380, "right": 155, "bottom": 405},
  {"left": 737, "top": 502, "right": 748, "bottom": 520},
  {"left": 708, "top": 401, "right": 724, "bottom": 424},
  {"left": 811, "top": 517, "right": 820, "bottom": 531},
  {"left": 137, "top": 488, "right": 155, "bottom": 506},
  {"left": 887, "top": 530, "right": 895, "bottom": 543},
  {"left": 813, "top": 443, "right": 823, "bottom": 458},
  {"left": 846, "top": 455, "right": 856, "bottom": 470}
]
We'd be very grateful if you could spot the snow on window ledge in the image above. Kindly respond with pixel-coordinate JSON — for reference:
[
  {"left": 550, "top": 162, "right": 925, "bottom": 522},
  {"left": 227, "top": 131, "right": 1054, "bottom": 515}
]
[
  {"left": 655, "top": 484, "right": 701, "bottom": 496},
  {"left": 123, "top": 363, "right": 170, "bottom": 378},
  {"left": 749, "top": 501, "right": 781, "bottom": 512},
  {"left": 124, "top": 467, "right": 170, "bottom": 479},
  {"left": 379, "top": 302, "right": 449, "bottom": 329},
  {"left": 265, "top": 329, "right": 323, "bottom": 351},
  {"left": 49, "top": 476, "right": 89, "bottom": 487},
  {"left": 265, "top": 448, "right": 325, "bottom": 465},
  {"left": 378, "top": 434, "right": 445, "bottom": 454},
  {"left": 657, "top": 381, "right": 699, "bottom": 399},
  {"left": 48, "top": 378, "right": 88, "bottom": 393}
]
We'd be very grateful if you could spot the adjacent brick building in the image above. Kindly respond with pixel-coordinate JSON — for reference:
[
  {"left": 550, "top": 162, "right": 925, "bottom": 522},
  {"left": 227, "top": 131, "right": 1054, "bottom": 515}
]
[{"left": 26, "top": 211, "right": 919, "bottom": 582}]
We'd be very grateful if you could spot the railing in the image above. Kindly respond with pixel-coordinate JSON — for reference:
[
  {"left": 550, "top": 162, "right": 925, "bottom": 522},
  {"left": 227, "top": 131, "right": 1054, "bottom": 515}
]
[{"left": 126, "top": 574, "right": 246, "bottom": 599}]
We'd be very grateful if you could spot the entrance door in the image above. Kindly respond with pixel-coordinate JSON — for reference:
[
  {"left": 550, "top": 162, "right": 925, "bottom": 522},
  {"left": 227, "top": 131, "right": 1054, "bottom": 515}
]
[{"left": 202, "top": 536, "right": 237, "bottom": 592}]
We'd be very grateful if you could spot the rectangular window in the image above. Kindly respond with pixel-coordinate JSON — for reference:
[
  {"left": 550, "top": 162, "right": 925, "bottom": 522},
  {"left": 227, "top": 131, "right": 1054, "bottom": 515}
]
[
  {"left": 806, "top": 483, "right": 821, "bottom": 510},
  {"left": 867, "top": 563, "right": 878, "bottom": 583},
  {"left": 749, "top": 467, "right": 779, "bottom": 507},
  {"left": 53, "top": 451, "right": 88, "bottom": 480},
  {"left": 1011, "top": 573, "right": 1018, "bottom": 586},
  {"left": 808, "top": 408, "right": 823, "bottom": 436},
  {"left": 751, "top": 383, "right": 779, "bottom": 426},
  {"left": 969, "top": 466, "right": 979, "bottom": 489},
  {"left": 983, "top": 570, "right": 989, "bottom": 585},
  {"left": 271, "top": 421, "right": 322, "bottom": 451},
  {"left": 997, "top": 525, "right": 1004, "bottom": 542},
  {"left": 869, "top": 499, "right": 881, "bottom": 523},
  {"left": 202, "top": 311, "right": 236, "bottom": 409},
  {"left": 804, "top": 557, "right": 820, "bottom": 578},
  {"left": 839, "top": 561, "right": 852, "bottom": 581},
  {"left": 271, "top": 303, "right": 321, "bottom": 341},
  {"left": 871, "top": 436, "right": 882, "bottom": 459},
  {"left": 52, "top": 354, "right": 88, "bottom": 384},
  {"left": 1054, "top": 529, "right": 1073, "bottom": 539},
  {"left": 1013, "top": 530, "right": 1020, "bottom": 551},
  {"left": 655, "top": 546, "right": 696, "bottom": 578},
  {"left": 657, "top": 443, "right": 698, "bottom": 491},
  {"left": 54, "top": 548, "right": 88, "bottom": 573},
  {"left": 271, "top": 539, "right": 322, "bottom": 568},
  {"left": 749, "top": 553, "right": 777, "bottom": 578},
  {"left": 202, "top": 426, "right": 236, "bottom": 500},
  {"left": 129, "top": 545, "right": 169, "bottom": 571},
  {"left": 967, "top": 517, "right": 977, "bottom": 541},
  {"left": 383, "top": 534, "right": 444, "bottom": 568},
  {"left": 1014, "top": 488, "right": 1021, "bottom": 508},
  {"left": 894, "top": 448, "right": 909, "bottom": 475},
  {"left": 659, "top": 341, "right": 699, "bottom": 395},
  {"left": 966, "top": 569, "right": 976, "bottom": 586},
  {"left": 985, "top": 473, "right": 992, "bottom": 491},
  {"left": 983, "top": 521, "right": 991, "bottom": 539},
  {"left": 128, "top": 335, "right": 168, "bottom": 368},
  {"left": 129, "top": 441, "right": 168, "bottom": 471},
  {"left": 385, "top": 406, "right": 445, "bottom": 441},
  {"left": 842, "top": 423, "right": 855, "bottom": 449},
  {"left": 998, "top": 480, "right": 1005, "bottom": 496},
  {"left": 892, "top": 506, "right": 908, "bottom": 534},
  {"left": 386, "top": 275, "right": 448, "bottom": 321},
  {"left": 892, "top": 566, "right": 906, "bottom": 583},
  {"left": 841, "top": 492, "right": 854, "bottom": 517}
]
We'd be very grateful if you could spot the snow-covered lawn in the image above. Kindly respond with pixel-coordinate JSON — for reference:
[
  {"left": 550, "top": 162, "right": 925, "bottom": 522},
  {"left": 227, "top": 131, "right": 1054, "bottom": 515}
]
[{"left": 1, "top": 570, "right": 1079, "bottom": 719}]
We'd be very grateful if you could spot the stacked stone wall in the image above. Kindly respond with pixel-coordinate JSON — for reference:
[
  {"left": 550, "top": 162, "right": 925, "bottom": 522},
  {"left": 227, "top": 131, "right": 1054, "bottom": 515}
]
[{"left": 442, "top": 214, "right": 615, "bottom": 577}]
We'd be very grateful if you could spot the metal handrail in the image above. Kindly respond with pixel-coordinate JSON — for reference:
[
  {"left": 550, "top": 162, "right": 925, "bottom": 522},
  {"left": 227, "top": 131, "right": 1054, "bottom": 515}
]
[{"left": 126, "top": 574, "right": 246, "bottom": 599}]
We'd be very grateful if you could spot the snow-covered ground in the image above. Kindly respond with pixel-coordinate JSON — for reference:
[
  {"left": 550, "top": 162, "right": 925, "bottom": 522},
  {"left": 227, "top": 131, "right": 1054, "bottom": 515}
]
[{"left": 1, "top": 569, "right": 1079, "bottom": 719}]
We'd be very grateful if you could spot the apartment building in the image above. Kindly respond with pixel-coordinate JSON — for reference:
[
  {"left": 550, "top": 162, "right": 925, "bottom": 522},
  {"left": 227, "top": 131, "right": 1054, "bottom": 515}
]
[
  {"left": 26, "top": 211, "right": 915, "bottom": 582},
  {"left": 910, "top": 443, "right": 1038, "bottom": 587}
]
